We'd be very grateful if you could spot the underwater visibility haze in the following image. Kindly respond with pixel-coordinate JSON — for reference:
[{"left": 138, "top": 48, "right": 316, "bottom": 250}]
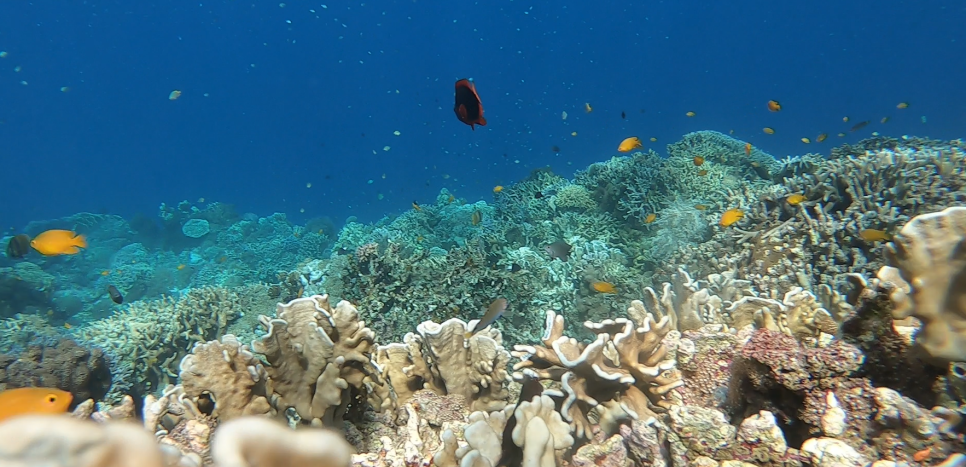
[{"left": 0, "top": 1, "right": 965, "bottom": 466}]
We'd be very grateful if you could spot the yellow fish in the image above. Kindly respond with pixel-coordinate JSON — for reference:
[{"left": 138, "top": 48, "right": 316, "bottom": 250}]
[
  {"left": 786, "top": 194, "right": 806, "bottom": 205},
  {"left": 686, "top": 111, "right": 696, "bottom": 117},
  {"left": 644, "top": 213, "right": 657, "bottom": 224},
  {"left": 591, "top": 281, "right": 618, "bottom": 294},
  {"left": 618, "top": 137, "right": 643, "bottom": 152},
  {"left": 30, "top": 230, "right": 87, "bottom": 256},
  {"left": 897, "top": 102, "right": 909, "bottom": 109},
  {"left": 816, "top": 133, "right": 828, "bottom": 142},
  {"left": 762, "top": 127, "right": 775, "bottom": 135},
  {"left": 801, "top": 137, "right": 811, "bottom": 144},
  {"left": 859, "top": 229, "right": 892, "bottom": 242},
  {"left": 0, "top": 387, "right": 72, "bottom": 422},
  {"left": 719, "top": 208, "right": 744, "bottom": 227},
  {"left": 493, "top": 185, "right": 504, "bottom": 194}
]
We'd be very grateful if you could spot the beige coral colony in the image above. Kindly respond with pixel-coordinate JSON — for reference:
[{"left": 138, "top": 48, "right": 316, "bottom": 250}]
[{"left": 3, "top": 134, "right": 966, "bottom": 467}]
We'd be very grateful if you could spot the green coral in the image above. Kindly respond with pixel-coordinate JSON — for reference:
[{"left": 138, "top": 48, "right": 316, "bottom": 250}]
[{"left": 552, "top": 184, "right": 598, "bottom": 211}]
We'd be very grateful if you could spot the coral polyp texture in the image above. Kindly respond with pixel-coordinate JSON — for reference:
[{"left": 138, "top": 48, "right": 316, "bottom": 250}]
[{"left": 3, "top": 133, "right": 966, "bottom": 466}]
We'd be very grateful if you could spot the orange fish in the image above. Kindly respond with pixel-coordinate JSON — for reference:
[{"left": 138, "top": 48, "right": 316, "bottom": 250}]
[
  {"left": 0, "top": 387, "right": 72, "bottom": 422},
  {"left": 913, "top": 447, "right": 931, "bottom": 462},
  {"left": 493, "top": 185, "right": 504, "bottom": 194},
  {"left": 618, "top": 137, "right": 643, "bottom": 152},
  {"left": 745, "top": 143, "right": 752, "bottom": 156},
  {"left": 454, "top": 79, "right": 486, "bottom": 130},
  {"left": 591, "top": 281, "right": 617, "bottom": 294},
  {"left": 767, "top": 100, "right": 781, "bottom": 112},
  {"left": 786, "top": 194, "right": 806, "bottom": 205},
  {"left": 30, "top": 230, "right": 87, "bottom": 256},
  {"left": 693, "top": 156, "right": 705, "bottom": 166},
  {"left": 644, "top": 213, "right": 657, "bottom": 224},
  {"left": 762, "top": 127, "right": 775, "bottom": 135},
  {"left": 719, "top": 208, "right": 744, "bottom": 227}
]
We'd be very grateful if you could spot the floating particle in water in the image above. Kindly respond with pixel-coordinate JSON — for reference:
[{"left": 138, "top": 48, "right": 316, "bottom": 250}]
[
  {"left": 13, "top": 65, "right": 21, "bottom": 72},
  {"left": 377, "top": 193, "right": 384, "bottom": 200},
  {"left": 300, "top": 208, "right": 305, "bottom": 213},
  {"left": 60, "top": 86, "right": 69, "bottom": 92},
  {"left": 306, "top": 182, "right": 312, "bottom": 188},
  {"left": 0, "top": 51, "right": 7, "bottom": 58}
]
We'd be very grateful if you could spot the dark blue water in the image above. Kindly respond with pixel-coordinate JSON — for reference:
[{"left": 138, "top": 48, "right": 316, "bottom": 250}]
[{"left": 1, "top": 0, "right": 963, "bottom": 230}]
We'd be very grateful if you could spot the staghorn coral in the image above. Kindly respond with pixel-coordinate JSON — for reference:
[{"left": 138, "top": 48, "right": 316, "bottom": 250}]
[
  {"left": 375, "top": 317, "right": 511, "bottom": 412},
  {"left": 511, "top": 307, "right": 683, "bottom": 439},
  {"left": 251, "top": 294, "right": 390, "bottom": 426},
  {"left": 76, "top": 285, "right": 265, "bottom": 398},
  {"left": 879, "top": 206, "right": 966, "bottom": 362}
]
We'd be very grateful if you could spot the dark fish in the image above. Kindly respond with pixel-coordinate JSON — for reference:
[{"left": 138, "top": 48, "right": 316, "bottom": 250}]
[
  {"left": 464, "top": 298, "right": 508, "bottom": 338},
  {"left": 497, "top": 374, "right": 544, "bottom": 467},
  {"left": 510, "top": 263, "right": 522, "bottom": 273},
  {"left": 850, "top": 120, "right": 870, "bottom": 132},
  {"left": 533, "top": 191, "right": 544, "bottom": 199},
  {"left": 454, "top": 79, "right": 487, "bottom": 130},
  {"left": 621, "top": 111, "right": 626, "bottom": 119},
  {"left": 5, "top": 234, "right": 31, "bottom": 259},
  {"left": 551, "top": 145, "right": 560, "bottom": 153},
  {"left": 107, "top": 285, "right": 123, "bottom": 304},
  {"left": 544, "top": 241, "right": 572, "bottom": 262}
]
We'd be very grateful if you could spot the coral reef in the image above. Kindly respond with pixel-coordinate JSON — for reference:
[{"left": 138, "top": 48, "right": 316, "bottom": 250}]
[{"left": 0, "top": 338, "right": 112, "bottom": 404}]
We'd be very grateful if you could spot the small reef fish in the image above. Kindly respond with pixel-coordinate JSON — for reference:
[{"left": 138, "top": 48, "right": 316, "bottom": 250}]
[
  {"left": 30, "top": 229, "right": 87, "bottom": 256},
  {"left": 107, "top": 285, "right": 124, "bottom": 304},
  {"left": 843, "top": 116, "right": 850, "bottom": 122},
  {"left": 838, "top": 132, "right": 846, "bottom": 137},
  {"left": 719, "top": 208, "right": 744, "bottom": 227},
  {"left": 801, "top": 138, "right": 811, "bottom": 144},
  {"left": 5, "top": 234, "right": 30, "bottom": 258},
  {"left": 0, "top": 387, "right": 72, "bottom": 422},
  {"left": 850, "top": 120, "right": 870, "bottom": 132},
  {"left": 694, "top": 204, "right": 708, "bottom": 210},
  {"left": 644, "top": 213, "right": 657, "bottom": 224},
  {"left": 745, "top": 143, "right": 752, "bottom": 156},
  {"left": 591, "top": 281, "right": 617, "bottom": 294},
  {"left": 786, "top": 194, "right": 806, "bottom": 205},
  {"left": 168, "top": 90, "right": 182, "bottom": 100},
  {"left": 767, "top": 100, "right": 781, "bottom": 112},
  {"left": 465, "top": 298, "right": 508, "bottom": 338},
  {"left": 762, "top": 127, "right": 775, "bottom": 135},
  {"left": 897, "top": 102, "right": 909, "bottom": 109},
  {"left": 447, "top": 195, "right": 455, "bottom": 203},
  {"left": 693, "top": 156, "right": 705, "bottom": 166},
  {"left": 618, "top": 137, "right": 643, "bottom": 152},
  {"left": 880, "top": 116, "right": 890, "bottom": 124},
  {"left": 816, "top": 133, "right": 828, "bottom": 142},
  {"left": 100, "top": 270, "right": 110, "bottom": 276},
  {"left": 412, "top": 201, "right": 421, "bottom": 211},
  {"left": 685, "top": 111, "right": 696, "bottom": 117},
  {"left": 471, "top": 210, "right": 482, "bottom": 226},
  {"left": 493, "top": 185, "right": 504, "bottom": 194},
  {"left": 697, "top": 170, "right": 708, "bottom": 176},
  {"left": 177, "top": 264, "right": 187, "bottom": 270},
  {"left": 551, "top": 145, "right": 560, "bottom": 153},
  {"left": 649, "top": 137, "right": 657, "bottom": 142},
  {"left": 859, "top": 229, "right": 892, "bottom": 242},
  {"left": 584, "top": 102, "right": 593, "bottom": 113},
  {"left": 454, "top": 79, "right": 487, "bottom": 130},
  {"left": 621, "top": 111, "right": 626, "bottom": 119},
  {"left": 544, "top": 241, "right": 572, "bottom": 262}
]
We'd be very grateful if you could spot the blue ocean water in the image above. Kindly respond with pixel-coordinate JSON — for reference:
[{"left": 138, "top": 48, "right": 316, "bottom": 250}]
[{"left": 1, "top": 1, "right": 963, "bottom": 229}]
